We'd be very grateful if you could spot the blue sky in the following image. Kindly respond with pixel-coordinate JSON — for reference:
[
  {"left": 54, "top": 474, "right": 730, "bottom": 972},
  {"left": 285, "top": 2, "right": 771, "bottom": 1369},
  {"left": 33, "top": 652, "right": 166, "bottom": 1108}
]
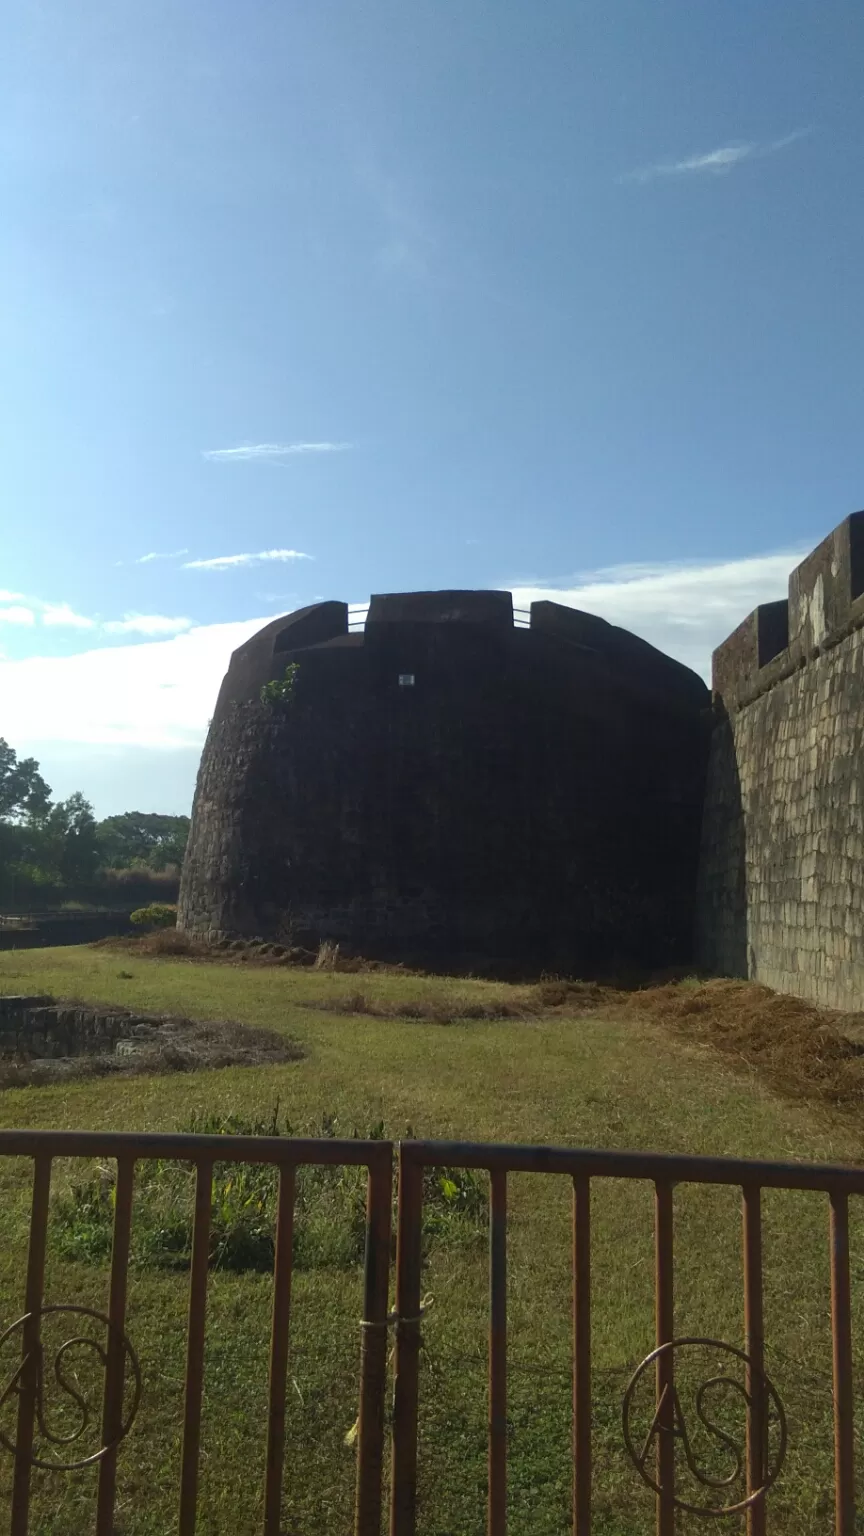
[{"left": 2, "top": 1, "right": 862, "bottom": 815}]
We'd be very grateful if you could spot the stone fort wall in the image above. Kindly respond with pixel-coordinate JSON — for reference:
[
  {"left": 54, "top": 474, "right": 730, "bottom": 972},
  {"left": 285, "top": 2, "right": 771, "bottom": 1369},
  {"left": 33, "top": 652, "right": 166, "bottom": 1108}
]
[
  {"left": 179, "top": 590, "right": 710, "bottom": 973},
  {"left": 697, "top": 511, "right": 864, "bottom": 1009}
]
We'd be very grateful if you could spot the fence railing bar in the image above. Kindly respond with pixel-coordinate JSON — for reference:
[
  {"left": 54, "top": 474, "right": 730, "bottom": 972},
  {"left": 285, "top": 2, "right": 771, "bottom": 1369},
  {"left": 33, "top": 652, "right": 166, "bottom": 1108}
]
[
  {"left": 355, "top": 1153, "right": 394, "bottom": 1536},
  {"left": 0, "top": 1131, "right": 387, "bottom": 1166},
  {"left": 390, "top": 1155, "right": 424, "bottom": 1536},
  {"left": 178, "top": 1159, "right": 213, "bottom": 1535},
  {"left": 10, "top": 1155, "right": 52, "bottom": 1536},
  {"left": 2, "top": 1132, "right": 864, "bottom": 1192},
  {"left": 398, "top": 1140, "right": 864, "bottom": 1193},
  {"left": 263, "top": 1166, "right": 296, "bottom": 1536},
  {"left": 743, "top": 1185, "right": 767, "bottom": 1536},
  {"left": 489, "top": 1168, "right": 508, "bottom": 1536},
  {"left": 830, "top": 1191, "right": 856, "bottom": 1536},
  {"left": 572, "top": 1174, "right": 591, "bottom": 1535},
  {"left": 654, "top": 1181, "right": 675, "bottom": 1536},
  {"left": 95, "top": 1156, "right": 136, "bottom": 1536}
]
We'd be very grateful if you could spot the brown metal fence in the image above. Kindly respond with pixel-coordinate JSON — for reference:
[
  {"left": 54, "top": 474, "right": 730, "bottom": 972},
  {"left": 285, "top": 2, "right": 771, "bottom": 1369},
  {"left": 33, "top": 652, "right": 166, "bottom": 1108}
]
[
  {"left": 389, "top": 1141, "right": 862, "bottom": 1536},
  {"left": 0, "top": 1129, "right": 392, "bottom": 1536},
  {"left": 0, "top": 1130, "right": 861, "bottom": 1533}
]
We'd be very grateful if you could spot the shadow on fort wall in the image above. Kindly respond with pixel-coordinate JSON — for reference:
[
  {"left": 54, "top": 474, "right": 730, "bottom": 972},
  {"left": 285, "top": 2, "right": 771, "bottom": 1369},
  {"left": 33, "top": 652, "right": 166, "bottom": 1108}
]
[{"left": 695, "top": 703, "right": 748, "bottom": 981}]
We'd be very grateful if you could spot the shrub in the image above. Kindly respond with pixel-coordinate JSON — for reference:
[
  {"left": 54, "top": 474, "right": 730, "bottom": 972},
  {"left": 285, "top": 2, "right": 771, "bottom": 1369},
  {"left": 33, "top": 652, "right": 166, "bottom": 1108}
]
[
  {"left": 130, "top": 903, "right": 177, "bottom": 929},
  {"left": 52, "top": 1107, "right": 487, "bottom": 1273},
  {"left": 260, "top": 662, "right": 299, "bottom": 709}
]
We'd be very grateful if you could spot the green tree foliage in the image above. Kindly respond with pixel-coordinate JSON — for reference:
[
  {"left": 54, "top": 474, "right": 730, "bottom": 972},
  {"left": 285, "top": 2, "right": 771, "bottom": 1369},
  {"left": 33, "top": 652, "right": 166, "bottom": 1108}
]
[
  {"left": 40, "top": 792, "right": 101, "bottom": 885},
  {"left": 95, "top": 811, "right": 190, "bottom": 870},
  {"left": 0, "top": 738, "right": 188, "bottom": 905},
  {"left": 0, "top": 742, "right": 99, "bottom": 899},
  {"left": 0, "top": 738, "right": 51, "bottom": 821}
]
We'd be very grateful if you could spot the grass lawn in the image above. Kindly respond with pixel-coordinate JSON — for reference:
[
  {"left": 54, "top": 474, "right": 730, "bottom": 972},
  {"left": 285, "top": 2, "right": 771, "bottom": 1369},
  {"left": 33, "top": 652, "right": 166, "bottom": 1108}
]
[{"left": 0, "top": 945, "right": 861, "bottom": 1535}]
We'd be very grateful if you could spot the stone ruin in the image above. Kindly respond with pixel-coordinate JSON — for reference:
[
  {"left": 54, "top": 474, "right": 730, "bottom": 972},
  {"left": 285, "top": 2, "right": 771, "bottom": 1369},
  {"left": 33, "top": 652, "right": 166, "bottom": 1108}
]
[{"left": 0, "top": 995, "right": 301, "bottom": 1086}]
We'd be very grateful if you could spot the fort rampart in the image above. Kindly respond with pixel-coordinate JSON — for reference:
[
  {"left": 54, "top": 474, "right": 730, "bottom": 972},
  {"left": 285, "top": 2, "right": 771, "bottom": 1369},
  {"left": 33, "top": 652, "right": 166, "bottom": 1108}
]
[{"left": 697, "top": 511, "right": 864, "bottom": 1008}]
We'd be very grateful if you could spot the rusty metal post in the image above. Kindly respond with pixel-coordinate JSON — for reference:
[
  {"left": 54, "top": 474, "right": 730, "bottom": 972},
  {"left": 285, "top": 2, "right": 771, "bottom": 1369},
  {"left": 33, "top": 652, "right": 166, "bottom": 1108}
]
[
  {"left": 11, "top": 1155, "right": 52, "bottom": 1536},
  {"left": 489, "top": 1168, "right": 507, "bottom": 1536},
  {"left": 743, "top": 1185, "right": 766, "bottom": 1536},
  {"left": 179, "top": 1159, "right": 213, "bottom": 1535},
  {"left": 96, "top": 1157, "right": 136, "bottom": 1536},
  {"left": 355, "top": 1148, "right": 394, "bottom": 1536},
  {"left": 263, "top": 1165, "right": 296, "bottom": 1536},
  {"left": 572, "top": 1174, "right": 591, "bottom": 1535},
  {"left": 830, "top": 1191, "right": 855, "bottom": 1536},
  {"left": 654, "top": 1182, "right": 674, "bottom": 1536},
  {"left": 390, "top": 1150, "right": 424, "bottom": 1536}
]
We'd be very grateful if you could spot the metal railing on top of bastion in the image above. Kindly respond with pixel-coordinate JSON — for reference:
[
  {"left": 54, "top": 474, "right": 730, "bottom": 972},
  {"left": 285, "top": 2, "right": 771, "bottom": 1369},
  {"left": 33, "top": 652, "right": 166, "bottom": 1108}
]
[
  {"left": 0, "top": 1129, "right": 859, "bottom": 1535},
  {"left": 344, "top": 606, "right": 533, "bottom": 633}
]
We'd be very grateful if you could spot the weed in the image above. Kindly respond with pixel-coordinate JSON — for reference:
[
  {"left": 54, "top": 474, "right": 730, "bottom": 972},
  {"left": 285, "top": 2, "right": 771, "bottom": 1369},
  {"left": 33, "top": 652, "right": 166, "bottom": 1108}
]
[
  {"left": 260, "top": 662, "right": 300, "bottom": 709},
  {"left": 51, "top": 1107, "right": 487, "bottom": 1274}
]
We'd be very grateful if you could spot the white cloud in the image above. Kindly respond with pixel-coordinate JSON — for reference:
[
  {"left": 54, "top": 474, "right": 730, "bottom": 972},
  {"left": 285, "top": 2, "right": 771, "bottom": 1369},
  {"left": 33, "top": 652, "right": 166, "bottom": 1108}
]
[
  {"left": 510, "top": 549, "right": 805, "bottom": 681},
  {"left": 0, "top": 618, "right": 266, "bottom": 752},
  {"left": 102, "top": 614, "right": 194, "bottom": 636},
  {"left": 202, "top": 442, "right": 351, "bottom": 463},
  {"left": 41, "top": 603, "right": 96, "bottom": 630},
  {"left": 0, "top": 548, "right": 805, "bottom": 766},
  {"left": 183, "top": 549, "right": 313, "bottom": 571},
  {"left": 623, "top": 128, "right": 810, "bottom": 184},
  {"left": 134, "top": 549, "right": 189, "bottom": 564},
  {"left": 0, "top": 590, "right": 25, "bottom": 602},
  {"left": 0, "top": 606, "right": 35, "bottom": 625}
]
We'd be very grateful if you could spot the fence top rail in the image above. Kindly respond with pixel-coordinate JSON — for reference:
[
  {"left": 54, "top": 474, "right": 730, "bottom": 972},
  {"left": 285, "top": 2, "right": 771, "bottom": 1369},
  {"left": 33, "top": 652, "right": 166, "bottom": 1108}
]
[
  {"left": 400, "top": 1139, "right": 864, "bottom": 1193},
  {"left": 0, "top": 1130, "right": 862, "bottom": 1192},
  {"left": 0, "top": 1129, "right": 392, "bottom": 1168}
]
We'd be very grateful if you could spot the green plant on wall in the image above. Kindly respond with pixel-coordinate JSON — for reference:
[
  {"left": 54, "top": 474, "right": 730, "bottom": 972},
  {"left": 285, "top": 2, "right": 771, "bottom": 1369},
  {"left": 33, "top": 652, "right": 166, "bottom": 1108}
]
[{"left": 260, "top": 662, "right": 300, "bottom": 709}]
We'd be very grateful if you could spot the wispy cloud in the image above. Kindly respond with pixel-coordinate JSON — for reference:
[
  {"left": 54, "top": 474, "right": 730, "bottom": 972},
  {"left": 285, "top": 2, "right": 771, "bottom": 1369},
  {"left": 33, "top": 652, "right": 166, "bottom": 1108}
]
[
  {"left": 202, "top": 442, "right": 351, "bottom": 463},
  {"left": 623, "top": 128, "right": 811, "bottom": 185},
  {"left": 102, "top": 614, "right": 194, "bottom": 636},
  {"left": 41, "top": 604, "right": 96, "bottom": 630},
  {"left": 0, "top": 593, "right": 194, "bottom": 638},
  {"left": 0, "top": 590, "right": 26, "bottom": 603},
  {"left": 510, "top": 548, "right": 807, "bottom": 681},
  {"left": 135, "top": 549, "right": 189, "bottom": 564},
  {"left": 183, "top": 549, "right": 313, "bottom": 571}
]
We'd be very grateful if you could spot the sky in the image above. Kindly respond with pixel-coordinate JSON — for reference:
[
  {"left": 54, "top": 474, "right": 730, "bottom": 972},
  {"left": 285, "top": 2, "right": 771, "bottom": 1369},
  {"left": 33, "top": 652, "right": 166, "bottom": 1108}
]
[{"left": 1, "top": 1, "right": 862, "bottom": 816}]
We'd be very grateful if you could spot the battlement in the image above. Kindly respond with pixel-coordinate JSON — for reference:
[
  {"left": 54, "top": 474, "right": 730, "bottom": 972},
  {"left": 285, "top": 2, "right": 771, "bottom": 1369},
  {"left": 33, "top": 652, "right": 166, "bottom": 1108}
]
[
  {"left": 212, "top": 589, "right": 709, "bottom": 720},
  {"left": 367, "top": 589, "right": 513, "bottom": 627},
  {"left": 712, "top": 511, "right": 864, "bottom": 710}
]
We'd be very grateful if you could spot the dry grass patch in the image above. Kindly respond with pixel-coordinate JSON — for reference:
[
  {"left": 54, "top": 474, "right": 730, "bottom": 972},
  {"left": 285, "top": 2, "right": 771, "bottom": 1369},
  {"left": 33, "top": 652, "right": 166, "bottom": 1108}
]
[
  {"left": 623, "top": 977, "right": 864, "bottom": 1121},
  {"left": 305, "top": 987, "right": 539, "bottom": 1023}
]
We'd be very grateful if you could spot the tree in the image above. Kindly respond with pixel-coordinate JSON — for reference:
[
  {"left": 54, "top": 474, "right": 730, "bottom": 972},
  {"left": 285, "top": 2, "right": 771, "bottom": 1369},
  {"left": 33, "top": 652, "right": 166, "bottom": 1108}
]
[
  {"left": 0, "top": 739, "right": 51, "bottom": 822},
  {"left": 95, "top": 811, "right": 190, "bottom": 870},
  {"left": 53, "top": 793, "right": 101, "bottom": 885},
  {"left": 0, "top": 737, "right": 186, "bottom": 905},
  {"left": 19, "top": 792, "right": 100, "bottom": 886}
]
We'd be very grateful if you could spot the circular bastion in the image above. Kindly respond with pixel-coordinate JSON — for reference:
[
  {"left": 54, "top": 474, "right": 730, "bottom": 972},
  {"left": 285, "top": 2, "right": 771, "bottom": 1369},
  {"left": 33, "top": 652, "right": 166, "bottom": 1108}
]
[{"left": 178, "top": 590, "right": 710, "bottom": 973}]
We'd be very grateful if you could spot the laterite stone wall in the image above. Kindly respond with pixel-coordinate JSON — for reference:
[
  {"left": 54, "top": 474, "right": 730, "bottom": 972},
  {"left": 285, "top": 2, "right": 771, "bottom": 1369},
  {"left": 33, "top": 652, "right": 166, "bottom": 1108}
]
[{"left": 698, "top": 512, "right": 864, "bottom": 1009}]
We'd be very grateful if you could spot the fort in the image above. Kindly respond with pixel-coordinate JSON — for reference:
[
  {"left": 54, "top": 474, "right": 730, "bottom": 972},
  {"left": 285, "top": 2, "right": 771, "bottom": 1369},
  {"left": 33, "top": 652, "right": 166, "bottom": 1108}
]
[{"left": 178, "top": 510, "right": 864, "bottom": 1006}]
